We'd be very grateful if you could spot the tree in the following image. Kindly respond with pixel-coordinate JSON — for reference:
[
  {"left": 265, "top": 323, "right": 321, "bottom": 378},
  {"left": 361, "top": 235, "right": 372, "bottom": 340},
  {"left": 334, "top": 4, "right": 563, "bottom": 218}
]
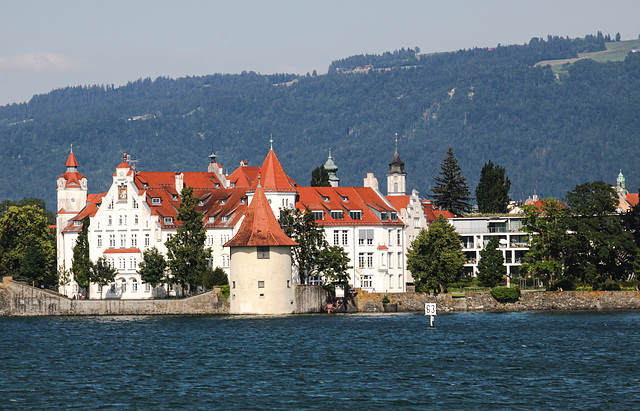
[
  {"left": 0, "top": 198, "right": 55, "bottom": 225},
  {"left": 616, "top": 32, "right": 621, "bottom": 42},
  {"left": 317, "top": 245, "right": 351, "bottom": 290},
  {"left": 91, "top": 257, "right": 117, "bottom": 299},
  {"left": 430, "top": 148, "right": 473, "bottom": 216},
  {"left": 520, "top": 198, "right": 568, "bottom": 290},
  {"left": 406, "top": 215, "right": 464, "bottom": 293},
  {"left": 0, "top": 205, "right": 57, "bottom": 288},
  {"left": 563, "top": 181, "right": 636, "bottom": 287},
  {"left": 165, "top": 186, "right": 211, "bottom": 295},
  {"left": 203, "top": 267, "right": 229, "bottom": 289},
  {"left": 138, "top": 246, "right": 167, "bottom": 298},
  {"left": 310, "top": 165, "right": 330, "bottom": 187},
  {"left": 71, "top": 217, "right": 92, "bottom": 294},
  {"left": 477, "top": 236, "right": 506, "bottom": 287},
  {"left": 475, "top": 161, "right": 511, "bottom": 213},
  {"left": 279, "top": 207, "right": 327, "bottom": 284}
]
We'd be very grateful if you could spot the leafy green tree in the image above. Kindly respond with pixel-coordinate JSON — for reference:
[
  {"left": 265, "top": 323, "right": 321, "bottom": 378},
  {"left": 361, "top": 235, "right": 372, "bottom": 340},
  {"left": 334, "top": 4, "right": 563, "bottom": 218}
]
[
  {"left": 0, "top": 198, "right": 55, "bottom": 225},
  {"left": 406, "top": 215, "right": 464, "bottom": 293},
  {"left": 475, "top": 161, "right": 511, "bottom": 213},
  {"left": 0, "top": 205, "right": 57, "bottom": 288},
  {"left": 138, "top": 246, "right": 167, "bottom": 297},
  {"left": 91, "top": 257, "right": 117, "bottom": 299},
  {"left": 563, "top": 181, "right": 636, "bottom": 287},
  {"left": 477, "top": 236, "right": 506, "bottom": 287},
  {"left": 430, "top": 148, "right": 473, "bottom": 216},
  {"left": 165, "top": 186, "right": 211, "bottom": 295},
  {"left": 317, "top": 245, "right": 351, "bottom": 290},
  {"left": 71, "top": 217, "right": 92, "bottom": 294},
  {"left": 520, "top": 198, "right": 568, "bottom": 290},
  {"left": 310, "top": 165, "right": 330, "bottom": 187},
  {"left": 203, "top": 267, "right": 229, "bottom": 289},
  {"left": 278, "top": 207, "right": 328, "bottom": 284}
]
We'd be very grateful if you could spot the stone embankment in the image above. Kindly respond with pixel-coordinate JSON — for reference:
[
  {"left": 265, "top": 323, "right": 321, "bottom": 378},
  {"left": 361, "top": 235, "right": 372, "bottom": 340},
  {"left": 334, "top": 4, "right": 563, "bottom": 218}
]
[
  {"left": 4, "top": 276, "right": 640, "bottom": 316},
  {"left": 356, "top": 289, "right": 640, "bottom": 312}
]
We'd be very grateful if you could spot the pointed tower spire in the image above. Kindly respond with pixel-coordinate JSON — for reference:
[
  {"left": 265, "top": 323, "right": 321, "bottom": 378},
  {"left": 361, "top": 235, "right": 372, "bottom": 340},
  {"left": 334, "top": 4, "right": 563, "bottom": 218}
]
[
  {"left": 387, "top": 133, "right": 407, "bottom": 196},
  {"left": 324, "top": 148, "right": 340, "bottom": 187}
]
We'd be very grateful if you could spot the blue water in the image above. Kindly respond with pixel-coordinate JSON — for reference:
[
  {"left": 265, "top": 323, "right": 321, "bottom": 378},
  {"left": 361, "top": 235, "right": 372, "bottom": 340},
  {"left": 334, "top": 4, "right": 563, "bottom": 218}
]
[{"left": 1, "top": 311, "right": 640, "bottom": 409}]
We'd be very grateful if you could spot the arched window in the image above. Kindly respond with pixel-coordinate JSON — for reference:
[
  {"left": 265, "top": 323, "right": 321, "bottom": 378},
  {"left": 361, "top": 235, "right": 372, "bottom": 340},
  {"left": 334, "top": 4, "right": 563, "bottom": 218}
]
[
  {"left": 118, "top": 257, "right": 126, "bottom": 270},
  {"left": 119, "top": 278, "right": 127, "bottom": 293},
  {"left": 131, "top": 278, "right": 138, "bottom": 292},
  {"left": 222, "top": 254, "right": 230, "bottom": 267}
]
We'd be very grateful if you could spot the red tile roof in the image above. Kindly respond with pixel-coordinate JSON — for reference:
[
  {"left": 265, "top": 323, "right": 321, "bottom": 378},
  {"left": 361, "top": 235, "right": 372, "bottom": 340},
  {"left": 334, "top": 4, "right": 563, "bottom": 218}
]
[
  {"left": 422, "top": 200, "right": 455, "bottom": 223},
  {"left": 250, "top": 150, "right": 298, "bottom": 191},
  {"left": 66, "top": 152, "right": 78, "bottom": 167},
  {"left": 296, "top": 186, "right": 404, "bottom": 226},
  {"left": 62, "top": 192, "right": 107, "bottom": 232},
  {"left": 385, "top": 195, "right": 411, "bottom": 212},
  {"left": 627, "top": 193, "right": 639, "bottom": 207},
  {"left": 228, "top": 166, "right": 260, "bottom": 188},
  {"left": 224, "top": 187, "right": 297, "bottom": 247}
]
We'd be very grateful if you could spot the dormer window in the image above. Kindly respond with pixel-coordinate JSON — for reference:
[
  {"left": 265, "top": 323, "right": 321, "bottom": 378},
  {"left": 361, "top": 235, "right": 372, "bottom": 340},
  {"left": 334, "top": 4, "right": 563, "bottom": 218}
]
[
  {"left": 151, "top": 198, "right": 161, "bottom": 205},
  {"left": 163, "top": 217, "right": 173, "bottom": 224},
  {"left": 341, "top": 196, "right": 349, "bottom": 202},
  {"left": 143, "top": 183, "right": 148, "bottom": 189},
  {"left": 221, "top": 216, "right": 228, "bottom": 223},
  {"left": 312, "top": 210, "right": 324, "bottom": 220},
  {"left": 73, "top": 220, "right": 82, "bottom": 226},
  {"left": 381, "top": 212, "right": 388, "bottom": 221},
  {"left": 220, "top": 198, "right": 227, "bottom": 205},
  {"left": 214, "top": 183, "right": 220, "bottom": 189},
  {"left": 171, "top": 194, "right": 178, "bottom": 201},
  {"left": 391, "top": 212, "right": 398, "bottom": 221},
  {"left": 349, "top": 210, "right": 362, "bottom": 220},
  {"left": 199, "top": 200, "right": 205, "bottom": 206},
  {"left": 322, "top": 196, "right": 330, "bottom": 202},
  {"left": 330, "top": 210, "right": 344, "bottom": 220},
  {"left": 241, "top": 198, "right": 247, "bottom": 205},
  {"left": 208, "top": 216, "right": 215, "bottom": 223}
]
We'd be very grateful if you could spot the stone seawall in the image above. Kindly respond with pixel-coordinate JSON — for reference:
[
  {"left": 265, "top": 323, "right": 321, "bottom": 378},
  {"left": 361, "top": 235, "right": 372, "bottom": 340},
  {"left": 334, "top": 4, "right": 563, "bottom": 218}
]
[
  {"left": 356, "top": 289, "right": 640, "bottom": 312},
  {"left": 0, "top": 277, "right": 228, "bottom": 316}
]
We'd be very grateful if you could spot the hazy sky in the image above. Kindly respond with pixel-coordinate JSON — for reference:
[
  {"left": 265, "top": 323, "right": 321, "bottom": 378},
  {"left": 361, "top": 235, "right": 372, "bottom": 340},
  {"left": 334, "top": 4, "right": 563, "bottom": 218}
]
[{"left": 1, "top": 0, "right": 638, "bottom": 106}]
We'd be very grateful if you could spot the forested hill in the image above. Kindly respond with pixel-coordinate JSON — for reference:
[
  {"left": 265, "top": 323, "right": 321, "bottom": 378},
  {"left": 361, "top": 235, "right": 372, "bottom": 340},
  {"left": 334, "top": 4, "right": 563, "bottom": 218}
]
[{"left": 2, "top": 32, "right": 640, "bottom": 210}]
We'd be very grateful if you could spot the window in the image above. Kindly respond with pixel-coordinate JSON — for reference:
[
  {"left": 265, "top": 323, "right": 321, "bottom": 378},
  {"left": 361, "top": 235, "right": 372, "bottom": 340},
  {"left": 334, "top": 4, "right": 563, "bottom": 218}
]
[
  {"left": 312, "top": 210, "right": 324, "bottom": 220},
  {"left": 131, "top": 278, "right": 138, "bottom": 292},
  {"left": 391, "top": 212, "right": 397, "bottom": 222},
  {"left": 131, "top": 234, "right": 137, "bottom": 247},
  {"left": 232, "top": 281, "right": 236, "bottom": 289},
  {"left": 389, "top": 274, "right": 394, "bottom": 289},
  {"left": 388, "top": 252, "right": 393, "bottom": 269},
  {"left": 118, "top": 257, "right": 125, "bottom": 270},
  {"left": 341, "top": 196, "right": 348, "bottom": 202},
  {"left": 108, "top": 215, "right": 113, "bottom": 226},
  {"left": 164, "top": 217, "right": 173, "bottom": 224},
  {"left": 367, "top": 252, "right": 373, "bottom": 268},
  {"left": 322, "top": 196, "right": 329, "bottom": 202},
  {"left": 397, "top": 230, "right": 402, "bottom": 245},
  {"left": 73, "top": 220, "right": 82, "bottom": 227},
  {"left": 144, "top": 234, "right": 150, "bottom": 247},
  {"left": 413, "top": 218, "right": 420, "bottom": 229},
  {"left": 330, "top": 210, "right": 344, "bottom": 220},
  {"left": 341, "top": 230, "right": 348, "bottom": 246},
  {"left": 398, "top": 274, "right": 403, "bottom": 289},
  {"left": 349, "top": 210, "right": 362, "bottom": 220},
  {"left": 221, "top": 216, "right": 228, "bottom": 223},
  {"left": 221, "top": 234, "right": 230, "bottom": 245},
  {"left": 257, "top": 246, "right": 270, "bottom": 259},
  {"left": 333, "top": 231, "right": 340, "bottom": 246},
  {"left": 381, "top": 252, "right": 386, "bottom": 267},
  {"left": 151, "top": 197, "right": 161, "bottom": 205},
  {"left": 145, "top": 283, "right": 151, "bottom": 292},
  {"left": 120, "top": 234, "right": 126, "bottom": 248},
  {"left": 120, "top": 278, "right": 127, "bottom": 292},
  {"left": 220, "top": 198, "right": 227, "bottom": 205},
  {"left": 398, "top": 252, "right": 403, "bottom": 269},
  {"left": 381, "top": 212, "right": 388, "bottom": 221},
  {"left": 258, "top": 281, "right": 265, "bottom": 288},
  {"left": 359, "top": 229, "right": 374, "bottom": 245},
  {"left": 208, "top": 216, "right": 215, "bottom": 223},
  {"left": 129, "top": 257, "right": 137, "bottom": 269},
  {"left": 97, "top": 235, "right": 102, "bottom": 248},
  {"left": 108, "top": 199, "right": 114, "bottom": 210},
  {"left": 357, "top": 252, "right": 374, "bottom": 269},
  {"left": 108, "top": 258, "right": 114, "bottom": 268},
  {"left": 361, "top": 275, "right": 372, "bottom": 288},
  {"left": 167, "top": 234, "right": 173, "bottom": 241},
  {"left": 388, "top": 230, "right": 393, "bottom": 246},
  {"left": 109, "top": 235, "right": 115, "bottom": 248},
  {"left": 119, "top": 215, "right": 123, "bottom": 226},
  {"left": 358, "top": 253, "right": 366, "bottom": 268},
  {"left": 133, "top": 198, "right": 138, "bottom": 209},
  {"left": 222, "top": 254, "right": 229, "bottom": 267},
  {"left": 134, "top": 215, "right": 138, "bottom": 225},
  {"left": 282, "top": 198, "right": 289, "bottom": 207}
]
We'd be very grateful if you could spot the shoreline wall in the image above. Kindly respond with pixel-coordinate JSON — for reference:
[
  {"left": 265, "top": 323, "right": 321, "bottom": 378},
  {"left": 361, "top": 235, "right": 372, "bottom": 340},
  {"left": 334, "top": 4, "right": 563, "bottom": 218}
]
[{"left": 4, "top": 277, "right": 640, "bottom": 316}]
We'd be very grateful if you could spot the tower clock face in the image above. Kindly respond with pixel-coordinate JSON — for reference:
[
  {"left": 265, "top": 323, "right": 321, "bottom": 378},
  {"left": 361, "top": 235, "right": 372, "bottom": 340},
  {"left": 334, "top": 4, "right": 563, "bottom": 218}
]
[{"left": 58, "top": 179, "right": 65, "bottom": 187}]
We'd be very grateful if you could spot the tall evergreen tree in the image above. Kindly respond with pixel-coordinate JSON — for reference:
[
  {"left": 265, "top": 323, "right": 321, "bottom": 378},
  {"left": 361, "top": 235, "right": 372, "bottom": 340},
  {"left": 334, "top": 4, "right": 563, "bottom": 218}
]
[
  {"left": 430, "top": 147, "right": 473, "bottom": 216},
  {"left": 310, "top": 165, "right": 330, "bottom": 187},
  {"left": 475, "top": 161, "right": 511, "bottom": 213},
  {"left": 71, "top": 217, "right": 92, "bottom": 294},
  {"left": 406, "top": 215, "right": 464, "bottom": 293},
  {"left": 477, "top": 236, "right": 506, "bottom": 287},
  {"left": 165, "top": 186, "right": 211, "bottom": 295}
]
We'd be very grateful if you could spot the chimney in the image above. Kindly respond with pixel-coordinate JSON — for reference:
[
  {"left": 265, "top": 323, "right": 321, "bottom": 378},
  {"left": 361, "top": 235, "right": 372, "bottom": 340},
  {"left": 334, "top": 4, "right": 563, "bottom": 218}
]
[{"left": 175, "top": 172, "right": 184, "bottom": 193}]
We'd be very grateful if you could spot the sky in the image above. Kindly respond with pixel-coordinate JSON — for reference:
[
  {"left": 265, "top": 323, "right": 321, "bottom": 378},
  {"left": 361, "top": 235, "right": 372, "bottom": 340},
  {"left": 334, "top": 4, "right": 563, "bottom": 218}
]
[{"left": 1, "top": 0, "right": 639, "bottom": 106}]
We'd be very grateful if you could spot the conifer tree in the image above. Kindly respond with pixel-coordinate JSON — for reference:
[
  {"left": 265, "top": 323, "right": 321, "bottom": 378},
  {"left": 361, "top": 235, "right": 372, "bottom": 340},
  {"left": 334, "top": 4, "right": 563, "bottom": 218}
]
[
  {"left": 310, "top": 166, "right": 330, "bottom": 187},
  {"left": 165, "top": 186, "right": 211, "bottom": 295},
  {"left": 72, "top": 217, "right": 92, "bottom": 293},
  {"left": 476, "top": 161, "right": 511, "bottom": 214},
  {"left": 477, "top": 236, "right": 506, "bottom": 287},
  {"left": 430, "top": 147, "right": 472, "bottom": 216}
]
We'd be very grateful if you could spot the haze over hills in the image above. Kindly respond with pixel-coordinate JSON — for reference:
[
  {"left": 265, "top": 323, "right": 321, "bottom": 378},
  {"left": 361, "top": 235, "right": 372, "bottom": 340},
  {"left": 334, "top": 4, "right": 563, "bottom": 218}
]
[{"left": 1, "top": 31, "right": 639, "bottom": 210}]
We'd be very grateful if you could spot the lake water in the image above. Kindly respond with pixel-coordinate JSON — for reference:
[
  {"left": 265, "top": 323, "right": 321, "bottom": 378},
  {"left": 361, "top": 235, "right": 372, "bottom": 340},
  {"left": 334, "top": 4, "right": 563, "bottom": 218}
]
[{"left": 2, "top": 311, "right": 640, "bottom": 409}]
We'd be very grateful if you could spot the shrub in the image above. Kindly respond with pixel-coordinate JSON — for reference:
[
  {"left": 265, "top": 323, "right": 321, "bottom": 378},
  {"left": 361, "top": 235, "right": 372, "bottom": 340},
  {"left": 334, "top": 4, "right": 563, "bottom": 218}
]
[
  {"left": 382, "top": 295, "right": 390, "bottom": 305},
  {"left": 219, "top": 285, "right": 230, "bottom": 301},
  {"left": 490, "top": 286, "right": 520, "bottom": 303},
  {"left": 601, "top": 279, "right": 621, "bottom": 291}
]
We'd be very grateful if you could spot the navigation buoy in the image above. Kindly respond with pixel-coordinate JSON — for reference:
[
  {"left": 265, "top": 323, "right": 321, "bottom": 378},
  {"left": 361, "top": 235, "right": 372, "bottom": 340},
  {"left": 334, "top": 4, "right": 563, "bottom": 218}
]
[{"left": 425, "top": 302, "right": 436, "bottom": 328}]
